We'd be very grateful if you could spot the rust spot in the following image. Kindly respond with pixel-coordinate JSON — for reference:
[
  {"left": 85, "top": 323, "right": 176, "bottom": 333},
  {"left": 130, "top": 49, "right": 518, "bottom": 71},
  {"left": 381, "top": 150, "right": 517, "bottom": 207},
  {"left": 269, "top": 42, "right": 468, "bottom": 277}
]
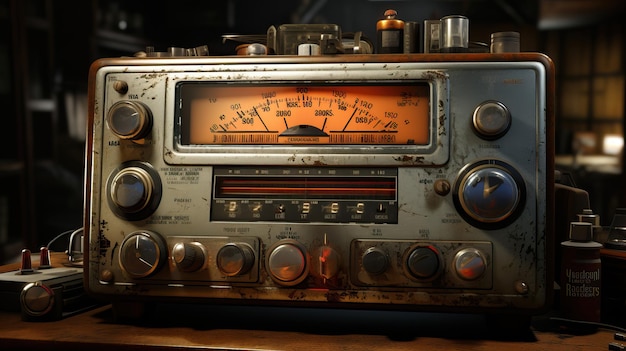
[
  {"left": 423, "top": 70, "right": 449, "bottom": 81},
  {"left": 393, "top": 155, "right": 425, "bottom": 165},
  {"left": 326, "top": 291, "right": 343, "bottom": 303},
  {"left": 325, "top": 291, "right": 359, "bottom": 303},
  {"left": 288, "top": 290, "right": 307, "bottom": 300},
  {"left": 163, "top": 147, "right": 173, "bottom": 158}
]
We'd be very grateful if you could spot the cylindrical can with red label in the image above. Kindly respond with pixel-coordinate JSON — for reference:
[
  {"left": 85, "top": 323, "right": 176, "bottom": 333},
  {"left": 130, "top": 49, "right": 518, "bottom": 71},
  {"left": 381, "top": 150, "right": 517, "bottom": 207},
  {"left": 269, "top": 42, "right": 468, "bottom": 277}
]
[{"left": 560, "top": 221, "right": 602, "bottom": 322}]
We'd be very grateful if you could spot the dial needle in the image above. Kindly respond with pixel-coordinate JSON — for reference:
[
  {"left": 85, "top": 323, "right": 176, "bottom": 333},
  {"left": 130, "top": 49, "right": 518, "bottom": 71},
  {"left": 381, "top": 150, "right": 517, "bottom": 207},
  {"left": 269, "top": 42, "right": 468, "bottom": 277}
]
[
  {"left": 138, "top": 257, "right": 153, "bottom": 268},
  {"left": 342, "top": 108, "right": 358, "bottom": 131},
  {"left": 483, "top": 176, "right": 502, "bottom": 198}
]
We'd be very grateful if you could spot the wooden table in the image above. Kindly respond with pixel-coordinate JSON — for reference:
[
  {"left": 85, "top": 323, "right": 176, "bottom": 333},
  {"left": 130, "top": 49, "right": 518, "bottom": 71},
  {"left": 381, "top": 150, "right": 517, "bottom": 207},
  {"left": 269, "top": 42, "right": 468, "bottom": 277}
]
[
  {"left": 0, "top": 303, "right": 620, "bottom": 351},
  {"left": 0, "top": 252, "right": 620, "bottom": 350}
]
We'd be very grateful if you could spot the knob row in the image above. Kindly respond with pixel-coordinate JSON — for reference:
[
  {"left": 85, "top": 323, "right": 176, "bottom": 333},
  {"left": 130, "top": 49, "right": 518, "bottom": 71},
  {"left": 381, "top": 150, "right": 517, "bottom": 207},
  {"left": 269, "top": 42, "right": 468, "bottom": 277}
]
[
  {"left": 105, "top": 98, "right": 508, "bottom": 141},
  {"left": 361, "top": 245, "right": 486, "bottom": 281},
  {"left": 118, "top": 232, "right": 487, "bottom": 287},
  {"left": 171, "top": 241, "right": 257, "bottom": 277},
  {"left": 119, "top": 232, "right": 257, "bottom": 279},
  {"left": 118, "top": 234, "right": 313, "bottom": 286}
]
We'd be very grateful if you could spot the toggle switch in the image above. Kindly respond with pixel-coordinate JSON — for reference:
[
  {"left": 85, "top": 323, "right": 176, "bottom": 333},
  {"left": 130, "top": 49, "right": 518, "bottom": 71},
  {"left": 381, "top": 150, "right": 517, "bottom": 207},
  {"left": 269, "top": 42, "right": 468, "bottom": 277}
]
[
  {"left": 20, "top": 249, "right": 34, "bottom": 274},
  {"left": 38, "top": 247, "right": 52, "bottom": 269}
]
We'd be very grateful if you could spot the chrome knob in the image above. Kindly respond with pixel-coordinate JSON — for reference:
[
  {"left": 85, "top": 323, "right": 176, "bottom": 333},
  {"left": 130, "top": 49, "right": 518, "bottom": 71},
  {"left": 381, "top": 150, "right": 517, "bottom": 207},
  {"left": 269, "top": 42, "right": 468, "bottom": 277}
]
[
  {"left": 119, "top": 231, "right": 167, "bottom": 278},
  {"left": 21, "top": 282, "right": 55, "bottom": 317},
  {"left": 266, "top": 240, "right": 308, "bottom": 286},
  {"left": 107, "top": 100, "right": 152, "bottom": 140},
  {"left": 109, "top": 167, "right": 154, "bottom": 212},
  {"left": 107, "top": 162, "right": 161, "bottom": 220},
  {"left": 454, "top": 161, "right": 525, "bottom": 229},
  {"left": 172, "top": 242, "right": 206, "bottom": 272},
  {"left": 216, "top": 243, "right": 255, "bottom": 276},
  {"left": 454, "top": 248, "right": 487, "bottom": 280},
  {"left": 472, "top": 100, "right": 511, "bottom": 139}
]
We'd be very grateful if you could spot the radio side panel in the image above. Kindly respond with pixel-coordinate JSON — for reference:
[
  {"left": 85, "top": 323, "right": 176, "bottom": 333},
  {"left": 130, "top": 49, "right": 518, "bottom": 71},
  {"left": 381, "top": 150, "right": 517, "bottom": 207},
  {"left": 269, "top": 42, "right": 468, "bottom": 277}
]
[{"left": 84, "top": 54, "right": 554, "bottom": 315}]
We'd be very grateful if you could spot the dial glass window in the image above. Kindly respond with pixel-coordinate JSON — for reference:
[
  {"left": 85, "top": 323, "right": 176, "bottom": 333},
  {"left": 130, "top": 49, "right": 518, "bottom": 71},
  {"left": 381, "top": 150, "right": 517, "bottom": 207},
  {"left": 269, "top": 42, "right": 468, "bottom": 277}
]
[{"left": 177, "top": 83, "right": 431, "bottom": 146}]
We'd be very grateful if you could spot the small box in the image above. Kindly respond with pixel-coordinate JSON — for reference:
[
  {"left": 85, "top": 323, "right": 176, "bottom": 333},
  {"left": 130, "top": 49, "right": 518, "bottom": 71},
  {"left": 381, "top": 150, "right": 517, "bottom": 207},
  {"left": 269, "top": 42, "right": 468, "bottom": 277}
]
[{"left": 274, "top": 24, "right": 341, "bottom": 55}]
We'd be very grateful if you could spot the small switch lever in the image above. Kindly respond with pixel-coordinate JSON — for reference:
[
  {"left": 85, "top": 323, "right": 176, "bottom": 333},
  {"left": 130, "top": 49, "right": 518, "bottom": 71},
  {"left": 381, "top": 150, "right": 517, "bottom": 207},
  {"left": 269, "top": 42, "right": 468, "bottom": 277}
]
[
  {"left": 39, "top": 247, "right": 51, "bottom": 269},
  {"left": 20, "top": 249, "right": 34, "bottom": 274}
]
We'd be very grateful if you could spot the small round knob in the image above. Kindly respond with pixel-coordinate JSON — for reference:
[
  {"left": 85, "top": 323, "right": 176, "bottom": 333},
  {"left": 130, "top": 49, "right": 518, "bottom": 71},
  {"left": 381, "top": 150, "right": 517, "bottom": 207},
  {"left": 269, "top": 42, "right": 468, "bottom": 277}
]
[
  {"left": 361, "top": 247, "right": 389, "bottom": 275},
  {"left": 433, "top": 179, "right": 451, "bottom": 196},
  {"left": 406, "top": 246, "right": 441, "bottom": 280},
  {"left": 119, "top": 231, "right": 167, "bottom": 278},
  {"left": 21, "top": 282, "right": 54, "bottom": 317},
  {"left": 384, "top": 9, "right": 398, "bottom": 19},
  {"left": 216, "top": 243, "right": 255, "bottom": 276},
  {"left": 107, "top": 100, "right": 152, "bottom": 140},
  {"left": 472, "top": 100, "right": 511, "bottom": 140},
  {"left": 172, "top": 242, "right": 206, "bottom": 272},
  {"left": 266, "top": 240, "right": 308, "bottom": 286},
  {"left": 113, "top": 80, "right": 129, "bottom": 94},
  {"left": 454, "top": 248, "right": 486, "bottom": 280},
  {"left": 246, "top": 43, "right": 268, "bottom": 55}
]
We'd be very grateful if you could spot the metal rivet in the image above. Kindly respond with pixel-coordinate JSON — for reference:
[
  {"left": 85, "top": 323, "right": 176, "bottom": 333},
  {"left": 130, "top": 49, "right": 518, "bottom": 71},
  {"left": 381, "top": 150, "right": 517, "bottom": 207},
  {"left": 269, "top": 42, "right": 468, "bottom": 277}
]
[{"left": 515, "top": 280, "right": 529, "bottom": 295}]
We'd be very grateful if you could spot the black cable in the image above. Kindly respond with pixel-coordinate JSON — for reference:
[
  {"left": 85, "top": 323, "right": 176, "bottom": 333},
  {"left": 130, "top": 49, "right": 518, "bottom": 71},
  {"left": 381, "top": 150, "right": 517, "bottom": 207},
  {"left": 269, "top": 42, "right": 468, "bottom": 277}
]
[{"left": 550, "top": 317, "right": 626, "bottom": 333}]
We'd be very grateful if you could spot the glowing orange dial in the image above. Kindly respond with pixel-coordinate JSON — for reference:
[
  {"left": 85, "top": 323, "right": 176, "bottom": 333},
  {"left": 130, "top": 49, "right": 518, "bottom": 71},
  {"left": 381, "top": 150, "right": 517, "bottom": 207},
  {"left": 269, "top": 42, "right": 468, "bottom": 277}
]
[{"left": 179, "top": 84, "right": 430, "bottom": 145}]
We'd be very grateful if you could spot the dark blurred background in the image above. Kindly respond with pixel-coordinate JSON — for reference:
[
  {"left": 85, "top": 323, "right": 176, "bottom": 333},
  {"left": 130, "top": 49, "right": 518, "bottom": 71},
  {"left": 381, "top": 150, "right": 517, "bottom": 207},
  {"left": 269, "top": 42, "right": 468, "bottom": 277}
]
[{"left": 1, "top": 0, "right": 625, "bottom": 263}]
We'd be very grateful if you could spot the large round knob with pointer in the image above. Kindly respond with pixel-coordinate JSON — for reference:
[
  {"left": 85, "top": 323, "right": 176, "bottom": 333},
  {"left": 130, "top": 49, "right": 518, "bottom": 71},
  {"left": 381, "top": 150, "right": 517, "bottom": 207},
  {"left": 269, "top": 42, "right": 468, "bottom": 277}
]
[
  {"left": 119, "top": 231, "right": 167, "bottom": 278},
  {"left": 454, "top": 160, "right": 525, "bottom": 229}
]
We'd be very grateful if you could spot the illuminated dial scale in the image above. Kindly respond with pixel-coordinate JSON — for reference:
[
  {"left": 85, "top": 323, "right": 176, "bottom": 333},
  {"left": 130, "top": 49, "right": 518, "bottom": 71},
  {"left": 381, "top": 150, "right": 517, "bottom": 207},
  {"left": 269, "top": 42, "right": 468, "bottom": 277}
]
[
  {"left": 179, "top": 84, "right": 431, "bottom": 145},
  {"left": 106, "top": 80, "right": 521, "bottom": 287}
]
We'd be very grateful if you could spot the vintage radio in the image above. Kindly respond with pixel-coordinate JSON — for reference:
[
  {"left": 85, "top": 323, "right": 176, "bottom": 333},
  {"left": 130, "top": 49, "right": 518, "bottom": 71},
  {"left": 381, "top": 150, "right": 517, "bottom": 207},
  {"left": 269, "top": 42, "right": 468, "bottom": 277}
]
[{"left": 84, "top": 52, "right": 554, "bottom": 321}]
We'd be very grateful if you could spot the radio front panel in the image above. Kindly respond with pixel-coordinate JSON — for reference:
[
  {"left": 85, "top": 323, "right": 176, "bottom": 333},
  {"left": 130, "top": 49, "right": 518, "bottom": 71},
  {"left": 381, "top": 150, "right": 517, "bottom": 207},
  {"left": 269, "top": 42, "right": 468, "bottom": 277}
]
[{"left": 85, "top": 54, "right": 554, "bottom": 315}]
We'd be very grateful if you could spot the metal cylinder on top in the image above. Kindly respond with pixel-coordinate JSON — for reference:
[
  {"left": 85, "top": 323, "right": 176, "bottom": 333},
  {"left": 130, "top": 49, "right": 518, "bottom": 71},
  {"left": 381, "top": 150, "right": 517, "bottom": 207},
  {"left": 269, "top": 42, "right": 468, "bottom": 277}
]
[
  {"left": 440, "top": 15, "right": 469, "bottom": 53},
  {"left": 376, "top": 9, "right": 404, "bottom": 54},
  {"left": 403, "top": 21, "right": 420, "bottom": 53},
  {"left": 490, "top": 31, "right": 520, "bottom": 53}
]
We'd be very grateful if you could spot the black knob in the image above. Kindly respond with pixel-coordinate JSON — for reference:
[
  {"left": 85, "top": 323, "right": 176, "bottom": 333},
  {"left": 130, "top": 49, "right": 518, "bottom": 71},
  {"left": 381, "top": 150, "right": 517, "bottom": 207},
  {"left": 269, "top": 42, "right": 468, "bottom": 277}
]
[
  {"left": 362, "top": 247, "right": 389, "bottom": 275},
  {"left": 216, "top": 243, "right": 255, "bottom": 277},
  {"left": 406, "top": 246, "right": 441, "bottom": 280}
]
